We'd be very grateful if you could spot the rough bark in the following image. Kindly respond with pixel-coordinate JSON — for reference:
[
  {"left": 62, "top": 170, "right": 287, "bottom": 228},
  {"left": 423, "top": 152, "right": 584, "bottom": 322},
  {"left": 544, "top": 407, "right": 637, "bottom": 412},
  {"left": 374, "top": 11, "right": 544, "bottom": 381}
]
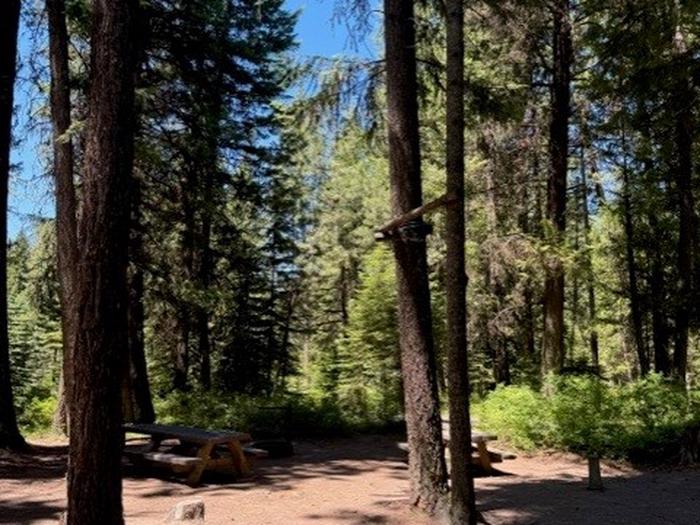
[
  {"left": 621, "top": 153, "right": 649, "bottom": 376},
  {"left": 542, "top": 0, "right": 572, "bottom": 376},
  {"left": 671, "top": 18, "right": 695, "bottom": 382},
  {"left": 125, "top": 174, "right": 155, "bottom": 423},
  {"left": 445, "top": 0, "right": 476, "bottom": 522},
  {"left": 0, "top": 0, "right": 26, "bottom": 451},
  {"left": 66, "top": 0, "right": 138, "bottom": 522},
  {"left": 47, "top": 0, "right": 79, "bottom": 434},
  {"left": 482, "top": 137, "right": 509, "bottom": 385},
  {"left": 649, "top": 214, "right": 671, "bottom": 375},
  {"left": 384, "top": 0, "right": 448, "bottom": 514},
  {"left": 174, "top": 184, "right": 195, "bottom": 391}
]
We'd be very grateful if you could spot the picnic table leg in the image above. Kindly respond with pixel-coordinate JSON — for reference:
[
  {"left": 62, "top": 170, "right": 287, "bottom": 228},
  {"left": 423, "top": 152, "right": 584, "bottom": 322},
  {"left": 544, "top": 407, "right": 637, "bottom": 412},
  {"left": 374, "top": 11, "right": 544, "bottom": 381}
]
[
  {"left": 476, "top": 441, "right": 493, "bottom": 473},
  {"left": 147, "top": 436, "right": 162, "bottom": 452},
  {"left": 187, "top": 442, "right": 214, "bottom": 486},
  {"left": 226, "top": 440, "right": 250, "bottom": 477}
]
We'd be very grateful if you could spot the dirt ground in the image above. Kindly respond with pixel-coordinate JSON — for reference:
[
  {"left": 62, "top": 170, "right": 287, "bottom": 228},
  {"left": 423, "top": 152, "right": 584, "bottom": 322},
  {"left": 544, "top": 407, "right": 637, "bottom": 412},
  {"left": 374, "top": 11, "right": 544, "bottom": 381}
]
[{"left": 1, "top": 434, "right": 699, "bottom": 525}]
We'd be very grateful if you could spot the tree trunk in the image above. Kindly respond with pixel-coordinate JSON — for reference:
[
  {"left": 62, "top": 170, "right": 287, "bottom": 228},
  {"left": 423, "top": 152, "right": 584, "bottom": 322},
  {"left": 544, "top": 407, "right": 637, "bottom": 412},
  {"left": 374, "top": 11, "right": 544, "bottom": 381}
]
[
  {"left": 174, "top": 186, "right": 195, "bottom": 391},
  {"left": 569, "top": 213, "right": 580, "bottom": 365},
  {"left": 384, "top": 0, "right": 448, "bottom": 514},
  {"left": 47, "top": 0, "right": 79, "bottom": 435},
  {"left": 621, "top": 148, "right": 649, "bottom": 376},
  {"left": 197, "top": 176, "right": 213, "bottom": 390},
  {"left": 125, "top": 174, "right": 154, "bottom": 423},
  {"left": 66, "top": 0, "right": 138, "bottom": 522},
  {"left": 542, "top": 0, "right": 572, "bottom": 376},
  {"left": 482, "top": 137, "right": 510, "bottom": 385},
  {"left": 578, "top": 137, "right": 600, "bottom": 370},
  {"left": 0, "top": 0, "right": 26, "bottom": 451},
  {"left": 649, "top": 214, "right": 671, "bottom": 375},
  {"left": 445, "top": 0, "right": 476, "bottom": 522},
  {"left": 671, "top": 23, "right": 694, "bottom": 381}
]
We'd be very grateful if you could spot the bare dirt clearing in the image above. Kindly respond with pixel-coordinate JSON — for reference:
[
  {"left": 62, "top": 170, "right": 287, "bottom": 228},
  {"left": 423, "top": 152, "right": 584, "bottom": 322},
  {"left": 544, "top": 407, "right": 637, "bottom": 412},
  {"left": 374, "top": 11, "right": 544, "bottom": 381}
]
[{"left": 1, "top": 435, "right": 698, "bottom": 524}]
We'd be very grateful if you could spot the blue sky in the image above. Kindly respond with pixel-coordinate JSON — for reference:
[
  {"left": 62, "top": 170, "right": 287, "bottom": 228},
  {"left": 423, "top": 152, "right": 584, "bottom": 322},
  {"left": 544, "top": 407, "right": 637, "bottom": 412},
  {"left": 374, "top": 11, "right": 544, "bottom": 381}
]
[{"left": 10, "top": 0, "right": 378, "bottom": 239}]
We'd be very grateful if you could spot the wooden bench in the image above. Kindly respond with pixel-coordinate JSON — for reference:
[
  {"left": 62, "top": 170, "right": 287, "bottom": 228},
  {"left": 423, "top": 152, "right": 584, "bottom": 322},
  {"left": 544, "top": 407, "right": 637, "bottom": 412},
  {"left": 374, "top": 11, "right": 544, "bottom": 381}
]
[
  {"left": 123, "top": 423, "right": 258, "bottom": 486},
  {"left": 124, "top": 450, "right": 202, "bottom": 473}
]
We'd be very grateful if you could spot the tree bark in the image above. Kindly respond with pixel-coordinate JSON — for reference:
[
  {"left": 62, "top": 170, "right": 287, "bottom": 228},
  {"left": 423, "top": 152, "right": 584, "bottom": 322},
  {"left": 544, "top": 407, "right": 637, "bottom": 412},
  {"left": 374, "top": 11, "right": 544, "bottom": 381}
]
[
  {"left": 384, "top": 0, "right": 448, "bottom": 514},
  {"left": 671, "top": 15, "right": 695, "bottom": 382},
  {"left": 649, "top": 214, "right": 671, "bottom": 375},
  {"left": 445, "top": 0, "right": 476, "bottom": 522},
  {"left": 482, "top": 137, "right": 510, "bottom": 385},
  {"left": 621, "top": 146, "right": 649, "bottom": 376},
  {"left": 47, "top": 0, "right": 79, "bottom": 434},
  {"left": 125, "top": 174, "right": 154, "bottom": 423},
  {"left": 579, "top": 145, "right": 599, "bottom": 370},
  {"left": 66, "top": 0, "right": 138, "bottom": 522},
  {"left": 542, "top": 0, "right": 572, "bottom": 376},
  {"left": 0, "top": 0, "right": 26, "bottom": 451},
  {"left": 174, "top": 184, "right": 195, "bottom": 391}
]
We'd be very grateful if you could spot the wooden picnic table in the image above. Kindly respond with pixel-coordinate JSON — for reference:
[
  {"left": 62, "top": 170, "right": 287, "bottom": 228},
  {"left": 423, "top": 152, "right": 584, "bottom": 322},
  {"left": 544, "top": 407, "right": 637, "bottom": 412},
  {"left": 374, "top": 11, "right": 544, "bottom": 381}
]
[
  {"left": 441, "top": 420, "right": 502, "bottom": 472},
  {"left": 123, "top": 422, "right": 255, "bottom": 486}
]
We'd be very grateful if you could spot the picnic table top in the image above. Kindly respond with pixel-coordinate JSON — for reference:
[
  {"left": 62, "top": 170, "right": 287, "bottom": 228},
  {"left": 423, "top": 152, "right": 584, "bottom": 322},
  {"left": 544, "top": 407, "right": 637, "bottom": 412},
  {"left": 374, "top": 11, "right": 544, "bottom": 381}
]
[
  {"left": 441, "top": 420, "right": 496, "bottom": 443},
  {"left": 123, "top": 422, "right": 252, "bottom": 445}
]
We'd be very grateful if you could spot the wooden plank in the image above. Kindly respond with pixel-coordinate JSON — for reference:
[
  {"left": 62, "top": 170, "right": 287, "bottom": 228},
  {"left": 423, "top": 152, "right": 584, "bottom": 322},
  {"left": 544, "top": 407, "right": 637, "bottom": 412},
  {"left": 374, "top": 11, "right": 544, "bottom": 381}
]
[
  {"left": 471, "top": 431, "right": 497, "bottom": 443},
  {"left": 141, "top": 452, "right": 201, "bottom": 467},
  {"left": 374, "top": 193, "right": 457, "bottom": 240},
  {"left": 243, "top": 446, "right": 270, "bottom": 458},
  {"left": 123, "top": 423, "right": 251, "bottom": 445}
]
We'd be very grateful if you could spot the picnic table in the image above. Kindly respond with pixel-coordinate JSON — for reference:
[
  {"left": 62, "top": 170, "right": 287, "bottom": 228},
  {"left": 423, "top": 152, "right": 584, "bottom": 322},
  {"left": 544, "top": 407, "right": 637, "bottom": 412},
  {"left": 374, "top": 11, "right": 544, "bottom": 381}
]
[
  {"left": 123, "top": 423, "right": 263, "bottom": 486},
  {"left": 441, "top": 420, "right": 509, "bottom": 473}
]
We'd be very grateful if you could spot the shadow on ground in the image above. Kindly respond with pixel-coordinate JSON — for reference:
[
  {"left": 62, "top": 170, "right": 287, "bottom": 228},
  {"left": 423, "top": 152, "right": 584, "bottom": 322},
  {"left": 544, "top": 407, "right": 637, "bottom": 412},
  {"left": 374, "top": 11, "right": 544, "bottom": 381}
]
[
  {"left": 476, "top": 467, "right": 700, "bottom": 525},
  {"left": 2, "top": 436, "right": 700, "bottom": 525}
]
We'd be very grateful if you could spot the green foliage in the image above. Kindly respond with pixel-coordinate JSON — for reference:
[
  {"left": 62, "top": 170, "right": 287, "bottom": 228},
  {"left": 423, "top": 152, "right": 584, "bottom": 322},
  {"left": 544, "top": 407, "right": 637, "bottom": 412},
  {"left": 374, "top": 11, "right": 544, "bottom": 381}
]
[
  {"left": 474, "top": 375, "right": 699, "bottom": 460},
  {"left": 336, "top": 246, "right": 402, "bottom": 424},
  {"left": 7, "top": 224, "right": 62, "bottom": 434},
  {"left": 473, "top": 385, "right": 554, "bottom": 451},
  {"left": 19, "top": 395, "right": 57, "bottom": 435},
  {"left": 153, "top": 389, "right": 397, "bottom": 438}
]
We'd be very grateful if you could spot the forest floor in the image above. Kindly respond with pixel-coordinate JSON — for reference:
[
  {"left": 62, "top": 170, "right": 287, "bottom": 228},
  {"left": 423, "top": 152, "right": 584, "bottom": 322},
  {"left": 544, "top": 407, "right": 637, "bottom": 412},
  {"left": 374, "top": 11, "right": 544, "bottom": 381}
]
[{"left": 1, "top": 434, "right": 699, "bottom": 525}]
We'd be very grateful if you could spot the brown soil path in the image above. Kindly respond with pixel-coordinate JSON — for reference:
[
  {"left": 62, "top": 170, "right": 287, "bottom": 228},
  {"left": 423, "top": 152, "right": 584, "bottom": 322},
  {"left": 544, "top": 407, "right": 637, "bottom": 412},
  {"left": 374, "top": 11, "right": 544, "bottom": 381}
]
[{"left": 1, "top": 435, "right": 698, "bottom": 524}]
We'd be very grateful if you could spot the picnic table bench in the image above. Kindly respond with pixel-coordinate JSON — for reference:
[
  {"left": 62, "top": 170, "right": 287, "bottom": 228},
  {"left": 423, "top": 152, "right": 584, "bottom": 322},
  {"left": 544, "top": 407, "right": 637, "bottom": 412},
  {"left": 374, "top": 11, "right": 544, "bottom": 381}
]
[{"left": 123, "top": 423, "right": 266, "bottom": 486}]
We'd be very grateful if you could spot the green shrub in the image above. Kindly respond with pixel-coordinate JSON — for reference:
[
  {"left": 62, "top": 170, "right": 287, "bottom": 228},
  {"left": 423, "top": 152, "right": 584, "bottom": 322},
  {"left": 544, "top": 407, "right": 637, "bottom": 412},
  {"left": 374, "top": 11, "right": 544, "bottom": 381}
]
[
  {"left": 153, "top": 390, "right": 381, "bottom": 438},
  {"left": 549, "top": 375, "right": 624, "bottom": 455},
  {"left": 474, "top": 375, "right": 700, "bottom": 461},
  {"left": 19, "top": 395, "right": 57, "bottom": 435},
  {"left": 472, "top": 385, "right": 554, "bottom": 451}
]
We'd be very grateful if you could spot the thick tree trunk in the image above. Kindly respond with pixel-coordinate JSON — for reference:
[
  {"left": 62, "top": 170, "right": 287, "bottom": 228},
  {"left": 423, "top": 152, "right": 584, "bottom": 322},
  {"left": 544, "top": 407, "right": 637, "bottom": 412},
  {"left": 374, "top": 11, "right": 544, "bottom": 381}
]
[
  {"left": 125, "top": 175, "right": 154, "bottom": 423},
  {"left": 174, "top": 188, "right": 195, "bottom": 391},
  {"left": 66, "top": 0, "right": 138, "bottom": 522},
  {"left": 621, "top": 155, "right": 649, "bottom": 376},
  {"left": 542, "top": 0, "right": 572, "bottom": 376},
  {"left": 0, "top": 0, "right": 25, "bottom": 451},
  {"left": 445, "top": 0, "right": 476, "bottom": 522},
  {"left": 649, "top": 215, "right": 671, "bottom": 375},
  {"left": 671, "top": 88, "right": 694, "bottom": 383},
  {"left": 482, "top": 138, "right": 510, "bottom": 385},
  {"left": 384, "top": 0, "right": 448, "bottom": 514},
  {"left": 47, "top": 0, "right": 79, "bottom": 434}
]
